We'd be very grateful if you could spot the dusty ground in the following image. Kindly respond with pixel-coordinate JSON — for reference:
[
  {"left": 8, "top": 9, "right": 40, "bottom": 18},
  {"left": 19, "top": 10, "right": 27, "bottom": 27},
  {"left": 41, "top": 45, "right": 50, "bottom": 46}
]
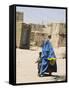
[{"left": 16, "top": 48, "right": 66, "bottom": 84}]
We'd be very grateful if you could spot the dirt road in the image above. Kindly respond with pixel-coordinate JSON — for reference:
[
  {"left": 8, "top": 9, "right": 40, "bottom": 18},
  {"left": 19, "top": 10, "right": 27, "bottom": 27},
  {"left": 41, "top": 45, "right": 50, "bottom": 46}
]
[{"left": 16, "top": 48, "right": 66, "bottom": 83}]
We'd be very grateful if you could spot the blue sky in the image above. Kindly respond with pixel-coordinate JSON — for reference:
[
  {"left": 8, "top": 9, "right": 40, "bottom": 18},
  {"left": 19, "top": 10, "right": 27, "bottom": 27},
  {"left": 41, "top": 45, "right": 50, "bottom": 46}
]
[{"left": 16, "top": 6, "right": 66, "bottom": 24}]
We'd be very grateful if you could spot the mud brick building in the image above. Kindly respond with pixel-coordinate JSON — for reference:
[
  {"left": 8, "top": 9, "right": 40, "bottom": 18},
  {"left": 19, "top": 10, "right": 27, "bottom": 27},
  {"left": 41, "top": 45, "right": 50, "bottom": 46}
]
[
  {"left": 30, "top": 23, "right": 66, "bottom": 48},
  {"left": 16, "top": 12, "right": 66, "bottom": 49},
  {"left": 47, "top": 23, "right": 66, "bottom": 47},
  {"left": 16, "top": 12, "right": 23, "bottom": 48},
  {"left": 16, "top": 12, "right": 31, "bottom": 49},
  {"left": 30, "top": 24, "right": 47, "bottom": 47}
]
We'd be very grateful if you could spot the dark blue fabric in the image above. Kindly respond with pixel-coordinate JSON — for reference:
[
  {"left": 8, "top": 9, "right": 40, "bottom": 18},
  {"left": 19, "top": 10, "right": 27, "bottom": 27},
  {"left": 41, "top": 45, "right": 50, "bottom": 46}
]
[{"left": 40, "top": 40, "right": 57, "bottom": 75}]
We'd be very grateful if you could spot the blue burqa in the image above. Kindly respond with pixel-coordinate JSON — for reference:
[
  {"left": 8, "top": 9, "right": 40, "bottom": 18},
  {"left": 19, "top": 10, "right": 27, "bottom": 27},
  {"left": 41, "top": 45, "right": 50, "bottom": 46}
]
[{"left": 40, "top": 40, "right": 57, "bottom": 75}]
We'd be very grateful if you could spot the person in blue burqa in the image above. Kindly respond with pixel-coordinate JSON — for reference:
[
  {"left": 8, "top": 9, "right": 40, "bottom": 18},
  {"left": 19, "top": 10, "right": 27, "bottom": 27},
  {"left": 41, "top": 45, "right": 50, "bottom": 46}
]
[{"left": 38, "top": 35, "right": 57, "bottom": 77}]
